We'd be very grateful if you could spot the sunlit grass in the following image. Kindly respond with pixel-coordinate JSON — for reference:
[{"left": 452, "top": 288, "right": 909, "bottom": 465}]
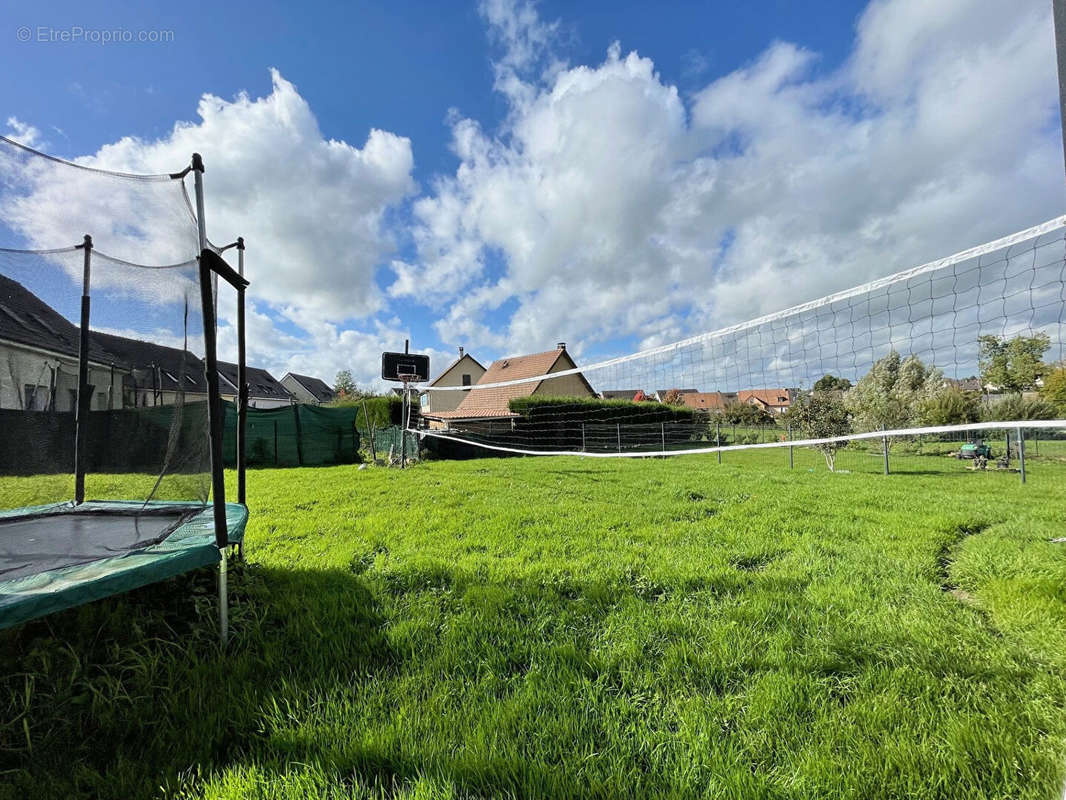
[{"left": 1, "top": 448, "right": 1065, "bottom": 799}]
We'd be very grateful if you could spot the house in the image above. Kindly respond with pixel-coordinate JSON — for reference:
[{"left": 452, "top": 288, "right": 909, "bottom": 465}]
[
  {"left": 218, "top": 362, "right": 293, "bottom": 409},
  {"left": 600, "top": 389, "right": 643, "bottom": 401},
  {"left": 681, "top": 391, "right": 737, "bottom": 412},
  {"left": 0, "top": 274, "right": 126, "bottom": 411},
  {"left": 280, "top": 372, "right": 337, "bottom": 405},
  {"left": 654, "top": 388, "right": 698, "bottom": 402},
  {"left": 423, "top": 342, "right": 595, "bottom": 429},
  {"left": 946, "top": 377, "right": 983, "bottom": 394},
  {"left": 737, "top": 388, "right": 793, "bottom": 415},
  {"left": 90, "top": 331, "right": 209, "bottom": 408},
  {"left": 421, "top": 347, "right": 486, "bottom": 415}
]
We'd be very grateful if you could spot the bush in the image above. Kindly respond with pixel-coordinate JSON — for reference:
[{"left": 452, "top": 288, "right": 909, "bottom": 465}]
[
  {"left": 329, "top": 394, "right": 411, "bottom": 428},
  {"left": 920, "top": 387, "right": 980, "bottom": 426},
  {"left": 980, "top": 394, "right": 1058, "bottom": 422}
]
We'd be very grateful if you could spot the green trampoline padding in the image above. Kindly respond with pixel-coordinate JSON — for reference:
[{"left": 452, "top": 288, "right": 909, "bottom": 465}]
[{"left": 0, "top": 500, "right": 247, "bottom": 630}]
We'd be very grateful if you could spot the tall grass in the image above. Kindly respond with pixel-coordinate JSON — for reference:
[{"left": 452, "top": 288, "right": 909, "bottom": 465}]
[{"left": 1, "top": 450, "right": 1065, "bottom": 799}]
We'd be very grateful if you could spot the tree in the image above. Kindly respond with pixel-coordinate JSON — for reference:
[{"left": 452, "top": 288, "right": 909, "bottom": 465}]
[
  {"left": 978, "top": 333, "right": 1050, "bottom": 393},
  {"left": 719, "top": 400, "right": 775, "bottom": 426},
  {"left": 1039, "top": 364, "right": 1066, "bottom": 413},
  {"left": 334, "top": 369, "right": 357, "bottom": 397},
  {"left": 783, "top": 390, "right": 851, "bottom": 471},
  {"left": 980, "top": 394, "right": 1057, "bottom": 422},
  {"left": 919, "top": 386, "right": 980, "bottom": 426},
  {"left": 662, "top": 388, "right": 685, "bottom": 406},
  {"left": 813, "top": 374, "right": 852, "bottom": 393},
  {"left": 845, "top": 350, "right": 943, "bottom": 435}
]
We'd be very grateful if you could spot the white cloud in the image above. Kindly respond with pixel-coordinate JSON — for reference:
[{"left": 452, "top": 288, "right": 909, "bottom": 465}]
[
  {"left": 3, "top": 71, "right": 419, "bottom": 392},
  {"left": 400, "top": 0, "right": 1063, "bottom": 363}
]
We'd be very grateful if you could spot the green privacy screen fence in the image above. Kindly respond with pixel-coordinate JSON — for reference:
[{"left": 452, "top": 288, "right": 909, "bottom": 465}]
[
  {"left": 0, "top": 402, "right": 427, "bottom": 474},
  {"left": 222, "top": 404, "right": 361, "bottom": 467}
]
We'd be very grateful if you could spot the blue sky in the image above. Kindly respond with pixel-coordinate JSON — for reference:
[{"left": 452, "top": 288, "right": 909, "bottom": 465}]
[{"left": 2, "top": 0, "right": 1062, "bottom": 389}]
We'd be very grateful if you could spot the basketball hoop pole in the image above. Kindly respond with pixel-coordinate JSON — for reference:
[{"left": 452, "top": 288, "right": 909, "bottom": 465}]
[{"left": 402, "top": 339, "right": 409, "bottom": 468}]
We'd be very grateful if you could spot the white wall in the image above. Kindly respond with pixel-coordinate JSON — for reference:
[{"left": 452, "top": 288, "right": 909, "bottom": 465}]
[
  {"left": 424, "top": 354, "right": 486, "bottom": 414},
  {"left": 0, "top": 341, "right": 119, "bottom": 411}
]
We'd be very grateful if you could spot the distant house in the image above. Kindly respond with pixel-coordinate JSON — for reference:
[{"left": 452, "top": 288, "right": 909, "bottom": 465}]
[
  {"left": 600, "top": 389, "right": 642, "bottom": 401},
  {"left": 681, "top": 391, "right": 737, "bottom": 412},
  {"left": 738, "top": 388, "right": 793, "bottom": 415},
  {"left": 0, "top": 274, "right": 124, "bottom": 411},
  {"left": 280, "top": 373, "right": 336, "bottom": 405},
  {"left": 423, "top": 342, "right": 595, "bottom": 429},
  {"left": 422, "top": 347, "right": 487, "bottom": 415},
  {"left": 90, "top": 331, "right": 209, "bottom": 408},
  {"left": 654, "top": 388, "right": 698, "bottom": 402},
  {"left": 946, "top": 377, "right": 984, "bottom": 394},
  {"left": 218, "top": 362, "right": 293, "bottom": 409}
]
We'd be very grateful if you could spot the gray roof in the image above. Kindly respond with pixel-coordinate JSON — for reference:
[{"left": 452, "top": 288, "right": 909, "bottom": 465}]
[
  {"left": 218, "top": 362, "right": 292, "bottom": 401},
  {"left": 0, "top": 274, "right": 113, "bottom": 364},
  {"left": 286, "top": 373, "right": 336, "bottom": 403}
]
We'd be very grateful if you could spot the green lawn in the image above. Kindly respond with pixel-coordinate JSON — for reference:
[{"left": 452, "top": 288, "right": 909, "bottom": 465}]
[{"left": 2, "top": 449, "right": 1066, "bottom": 799}]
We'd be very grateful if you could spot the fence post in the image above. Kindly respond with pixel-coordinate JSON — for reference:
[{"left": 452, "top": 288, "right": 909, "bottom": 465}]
[
  {"left": 273, "top": 419, "right": 279, "bottom": 465},
  {"left": 788, "top": 423, "right": 794, "bottom": 469},
  {"left": 1018, "top": 426, "right": 1026, "bottom": 484},
  {"left": 616, "top": 423, "right": 621, "bottom": 453},
  {"left": 1005, "top": 431, "right": 1011, "bottom": 467},
  {"left": 661, "top": 422, "right": 666, "bottom": 453},
  {"left": 581, "top": 423, "right": 586, "bottom": 452},
  {"left": 292, "top": 403, "right": 304, "bottom": 466},
  {"left": 882, "top": 425, "right": 890, "bottom": 475},
  {"left": 716, "top": 421, "right": 722, "bottom": 464}
]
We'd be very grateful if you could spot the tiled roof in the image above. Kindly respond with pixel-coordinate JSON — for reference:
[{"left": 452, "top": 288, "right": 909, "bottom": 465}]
[
  {"left": 601, "top": 389, "right": 642, "bottom": 400},
  {"left": 90, "top": 331, "right": 208, "bottom": 393},
  {"left": 738, "top": 389, "right": 792, "bottom": 407},
  {"left": 286, "top": 373, "right": 336, "bottom": 403},
  {"left": 426, "top": 347, "right": 590, "bottom": 420},
  {"left": 0, "top": 274, "right": 114, "bottom": 364},
  {"left": 218, "top": 362, "right": 292, "bottom": 401},
  {"left": 681, "top": 391, "right": 737, "bottom": 411}
]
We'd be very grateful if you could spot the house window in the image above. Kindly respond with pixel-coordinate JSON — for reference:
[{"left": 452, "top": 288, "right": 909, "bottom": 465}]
[
  {"left": 462, "top": 374, "right": 471, "bottom": 386},
  {"left": 96, "top": 392, "right": 107, "bottom": 409}
]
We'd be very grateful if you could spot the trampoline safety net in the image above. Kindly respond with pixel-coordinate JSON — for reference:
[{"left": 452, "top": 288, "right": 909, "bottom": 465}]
[{"left": 0, "top": 135, "right": 213, "bottom": 513}]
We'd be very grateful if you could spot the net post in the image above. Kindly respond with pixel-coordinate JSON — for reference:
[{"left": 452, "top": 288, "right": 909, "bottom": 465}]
[
  {"left": 660, "top": 422, "right": 666, "bottom": 454},
  {"left": 716, "top": 421, "right": 721, "bottom": 463},
  {"left": 193, "top": 153, "right": 229, "bottom": 550},
  {"left": 882, "top": 425, "right": 890, "bottom": 475},
  {"left": 616, "top": 423, "right": 621, "bottom": 453},
  {"left": 292, "top": 403, "right": 304, "bottom": 466},
  {"left": 236, "top": 237, "right": 247, "bottom": 513},
  {"left": 1017, "top": 426, "right": 1026, "bottom": 484},
  {"left": 74, "top": 234, "right": 93, "bottom": 505},
  {"left": 788, "top": 423, "right": 794, "bottom": 469},
  {"left": 581, "top": 423, "right": 586, "bottom": 452},
  {"left": 219, "top": 547, "right": 229, "bottom": 645},
  {"left": 362, "top": 399, "right": 377, "bottom": 461},
  {"left": 1055, "top": 0, "right": 1066, "bottom": 185},
  {"left": 401, "top": 381, "right": 408, "bottom": 468}
]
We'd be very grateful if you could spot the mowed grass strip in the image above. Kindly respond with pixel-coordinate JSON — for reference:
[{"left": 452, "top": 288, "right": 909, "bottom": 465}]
[{"left": 1, "top": 449, "right": 1065, "bottom": 799}]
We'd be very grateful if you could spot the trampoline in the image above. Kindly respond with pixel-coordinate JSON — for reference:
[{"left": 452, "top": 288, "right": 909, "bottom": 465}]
[{"left": 0, "top": 143, "right": 251, "bottom": 639}]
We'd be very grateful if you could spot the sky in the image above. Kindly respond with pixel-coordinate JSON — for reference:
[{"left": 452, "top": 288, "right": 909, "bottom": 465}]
[{"left": 2, "top": 0, "right": 1064, "bottom": 390}]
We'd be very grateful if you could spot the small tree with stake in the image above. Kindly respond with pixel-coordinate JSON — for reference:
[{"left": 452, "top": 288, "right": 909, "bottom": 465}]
[{"left": 784, "top": 390, "right": 851, "bottom": 471}]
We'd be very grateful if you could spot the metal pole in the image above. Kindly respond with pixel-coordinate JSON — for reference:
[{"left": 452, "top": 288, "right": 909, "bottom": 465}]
[
  {"left": 401, "top": 382, "right": 408, "bottom": 468},
  {"left": 219, "top": 548, "right": 229, "bottom": 645},
  {"left": 788, "top": 423, "right": 794, "bottom": 469},
  {"left": 1017, "top": 426, "right": 1026, "bottom": 484},
  {"left": 74, "top": 234, "right": 93, "bottom": 504},
  {"left": 192, "top": 153, "right": 228, "bottom": 552},
  {"left": 661, "top": 422, "right": 666, "bottom": 453},
  {"left": 882, "top": 425, "right": 890, "bottom": 475},
  {"left": 616, "top": 423, "right": 621, "bottom": 453},
  {"left": 716, "top": 421, "right": 722, "bottom": 463},
  {"left": 581, "top": 423, "right": 586, "bottom": 452},
  {"left": 236, "top": 237, "right": 247, "bottom": 509},
  {"left": 1005, "top": 431, "right": 1011, "bottom": 467}
]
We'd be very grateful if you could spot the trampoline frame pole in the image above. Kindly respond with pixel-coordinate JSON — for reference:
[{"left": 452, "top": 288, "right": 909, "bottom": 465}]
[
  {"left": 74, "top": 234, "right": 93, "bottom": 504},
  {"left": 236, "top": 237, "right": 247, "bottom": 513},
  {"left": 193, "top": 154, "right": 229, "bottom": 553}
]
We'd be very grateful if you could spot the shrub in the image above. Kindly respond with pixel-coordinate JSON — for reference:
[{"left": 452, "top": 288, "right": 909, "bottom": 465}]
[{"left": 980, "top": 394, "right": 1057, "bottom": 422}]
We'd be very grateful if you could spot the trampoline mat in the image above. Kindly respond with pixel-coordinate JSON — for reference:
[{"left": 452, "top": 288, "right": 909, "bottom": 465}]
[{"left": 0, "top": 510, "right": 194, "bottom": 582}]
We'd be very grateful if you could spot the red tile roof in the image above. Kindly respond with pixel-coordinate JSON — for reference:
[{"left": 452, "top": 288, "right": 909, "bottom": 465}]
[{"left": 424, "top": 347, "right": 592, "bottom": 420}]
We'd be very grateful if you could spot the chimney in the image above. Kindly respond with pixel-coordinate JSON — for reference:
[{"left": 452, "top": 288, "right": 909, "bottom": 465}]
[
  {"left": 557, "top": 341, "right": 566, "bottom": 350},
  {"left": 458, "top": 346, "right": 464, "bottom": 357}
]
